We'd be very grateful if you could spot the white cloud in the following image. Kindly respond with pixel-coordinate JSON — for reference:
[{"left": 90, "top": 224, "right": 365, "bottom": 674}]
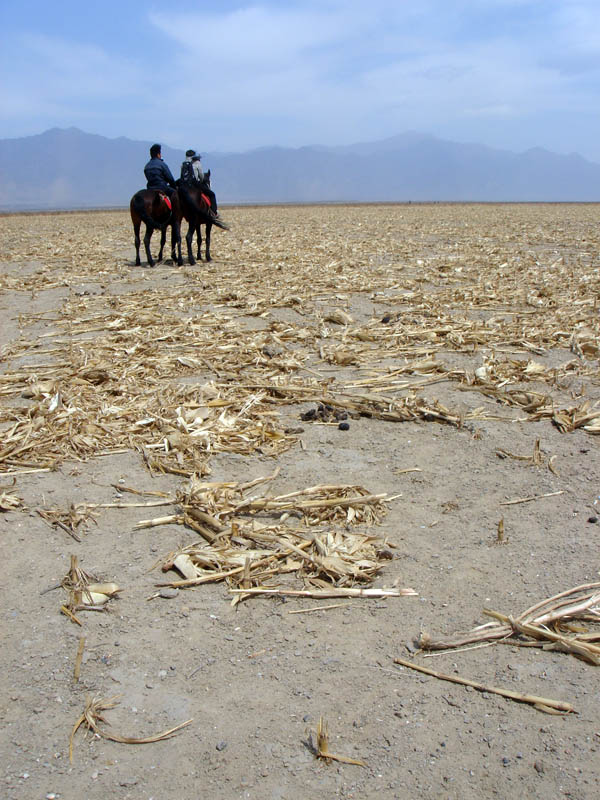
[
  {"left": 2, "top": 0, "right": 600, "bottom": 159},
  {"left": 1, "top": 33, "right": 144, "bottom": 115},
  {"left": 150, "top": 6, "right": 354, "bottom": 70}
]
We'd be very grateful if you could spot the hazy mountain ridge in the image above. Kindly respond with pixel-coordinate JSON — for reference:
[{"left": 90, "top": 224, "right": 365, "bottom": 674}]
[{"left": 1, "top": 127, "right": 599, "bottom": 210}]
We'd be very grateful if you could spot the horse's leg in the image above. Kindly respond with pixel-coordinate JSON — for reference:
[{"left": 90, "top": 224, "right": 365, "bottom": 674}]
[
  {"left": 133, "top": 220, "right": 142, "bottom": 266},
  {"left": 157, "top": 226, "right": 167, "bottom": 261},
  {"left": 196, "top": 224, "right": 202, "bottom": 261},
  {"left": 205, "top": 222, "right": 213, "bottom": 262},
  {"left": 143, "top": 224, "right": 155, "bottom": 267},
  {"left": 185, "top": 221, "right": 196, "bottom": 265},
  {"left": 171, "top": 221, "right": 183, "bottom": 266}
]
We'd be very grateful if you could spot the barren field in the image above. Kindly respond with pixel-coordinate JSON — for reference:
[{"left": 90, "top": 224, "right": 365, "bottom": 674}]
[{"left": 1, "top": 203, "right": 599, "bottom": 800}]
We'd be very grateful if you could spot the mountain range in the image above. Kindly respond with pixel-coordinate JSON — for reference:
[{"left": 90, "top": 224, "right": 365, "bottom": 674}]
[{"left": 1, "top": 127, "right": 599, "bottom": 210}]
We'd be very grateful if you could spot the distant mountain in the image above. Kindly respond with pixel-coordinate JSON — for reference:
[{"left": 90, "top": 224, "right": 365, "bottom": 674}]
[
  {"left": 0, "top": 127, "right": 185, "bottom": 211},
  {"left": 1, "top": 126, "right": 599, "bottom": 210}
]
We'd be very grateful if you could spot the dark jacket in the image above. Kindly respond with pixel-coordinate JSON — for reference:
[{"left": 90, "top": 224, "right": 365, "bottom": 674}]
[{"left": 144, "top": 157, "right": 177, "bottom": 191}]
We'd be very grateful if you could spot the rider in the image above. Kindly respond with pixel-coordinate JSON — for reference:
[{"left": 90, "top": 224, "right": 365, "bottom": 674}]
[
  {"left": 180, "top": 148, "right": 219, "bottom": 216},
  {"left": 144, "top": 144, "right": 177, "bottom": 198},
  {"left": 180, "top": 149, "right": 204, "bottom": 185}
]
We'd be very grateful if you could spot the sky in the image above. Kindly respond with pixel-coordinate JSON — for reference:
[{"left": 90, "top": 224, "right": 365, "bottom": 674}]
[{"left": 2, "top": 0, "right": 600, "bottom": 162}]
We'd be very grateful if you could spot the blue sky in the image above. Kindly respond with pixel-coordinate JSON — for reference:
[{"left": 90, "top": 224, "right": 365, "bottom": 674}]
[{"left": 2, "top": 0, "right": 600, "bottom": 161}]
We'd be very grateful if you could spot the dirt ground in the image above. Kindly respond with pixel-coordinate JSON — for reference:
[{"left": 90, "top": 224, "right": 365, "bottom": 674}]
[{"left": 1, "top": 203, "right": 599, "bottom": 800}]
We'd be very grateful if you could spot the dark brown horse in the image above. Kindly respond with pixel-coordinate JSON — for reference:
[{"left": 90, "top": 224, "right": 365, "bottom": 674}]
[
  {"left": 177, "top": 173, "right": 228, "bottom": 264},
  {"left": 129, "top": 190, "right": 183, "bottom": 267}
]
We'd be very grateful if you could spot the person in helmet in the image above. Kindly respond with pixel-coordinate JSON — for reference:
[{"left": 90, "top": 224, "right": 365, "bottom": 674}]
[
  {"left": 144, "top": 143, "right": 177, "bottom": 198},
  {"left": 180, "top": 149, "right": 204, "bottom": 186}
]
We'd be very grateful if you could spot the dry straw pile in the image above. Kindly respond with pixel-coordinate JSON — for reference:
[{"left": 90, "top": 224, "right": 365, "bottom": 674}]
[
  {"left": 1, "top": 205, "right": 599, "bottom": 605},
  {"left": 2, "top": 204, "right": 600, "bottom": 754}
]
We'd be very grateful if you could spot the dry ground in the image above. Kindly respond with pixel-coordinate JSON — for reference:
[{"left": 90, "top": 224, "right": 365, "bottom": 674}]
[{"left": 0, "top": 203, "right": 599, "bottom": 800}]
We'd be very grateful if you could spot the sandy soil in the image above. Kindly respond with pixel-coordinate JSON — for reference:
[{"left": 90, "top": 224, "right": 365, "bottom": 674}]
[{"left": 1, "top": 203, "right": 599, "bottom": 800}]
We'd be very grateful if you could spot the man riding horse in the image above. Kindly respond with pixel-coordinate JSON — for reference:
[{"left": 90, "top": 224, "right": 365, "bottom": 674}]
[
  {"left": 129, "top": 144, "right": 182, "bottom": 267},
  {"left": 144, "top": 143, "right": 178, "bottom": 198},
  {"left": 179, "top": 149, "right": 219, "bottom": 217},
  {"left": 131, "top": 142, "right": 227, "bottom": 268}
]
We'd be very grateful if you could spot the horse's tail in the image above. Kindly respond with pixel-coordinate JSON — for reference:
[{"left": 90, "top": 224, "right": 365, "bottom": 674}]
[
  {"left": 132, "top": 190, "right": 156, "bottom": 229},
  {"left": 181, "top": 186, "right": 229, "bottom": 230},
  {"left": 209, "top": 211, "right": 229, "bottom": 231}
]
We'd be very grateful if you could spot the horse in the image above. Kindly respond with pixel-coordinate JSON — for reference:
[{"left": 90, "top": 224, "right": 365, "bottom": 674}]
[
  {"left": 177, "top": 171, "right": 228, "bottom": 264},
  {"left": 129, "top": 189, "right": 183, "bottom": 267}
]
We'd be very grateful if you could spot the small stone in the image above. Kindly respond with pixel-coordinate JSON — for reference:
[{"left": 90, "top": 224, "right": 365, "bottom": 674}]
[
  {"left": 338, "top": 422, "right": 350, "bottom": 431},
  {"left": 587, "top": 516, "right": 598, "bottom": 524},
  {"left": 216, "top": 741, "right": 228, "bottom": 751},
  {"left": 159, "top": 587, "right": 179, "bottom": 599},
  {"left": 534, "top": 761, "right": 545, "bottom": 774}
]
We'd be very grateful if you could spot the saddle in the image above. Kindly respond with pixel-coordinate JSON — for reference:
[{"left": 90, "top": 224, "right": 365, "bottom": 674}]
[{"left": 157, "top": 192, "right": 172, "bottom": 210}]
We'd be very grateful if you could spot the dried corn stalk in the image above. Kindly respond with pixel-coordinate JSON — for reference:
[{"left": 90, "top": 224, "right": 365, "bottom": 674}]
[
  {"left": 60, "top": 555, "right": 121, "bottom": 619},
  {"left": 151, "top": 476, "right": 399, "bottom": 600},
  {"left": 37, "top": 503, "right": 97, "bottom": 542},
  {"left": 69, "top": 695, "right": 192, "bottom": 762},
  {"left": 160, "top": 519, "right": 393, "bottom": 594},
  {"left": 420, "top": 583, "right": 600, "bottom": 665},
  {"left": 0, "top": 490, "right": 22, "bottom": 511},
  {"left": 315, "top": 717, "right": 366, "bottom": 766}
]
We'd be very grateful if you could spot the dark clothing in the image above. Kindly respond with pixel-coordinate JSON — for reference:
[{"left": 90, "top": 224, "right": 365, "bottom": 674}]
[
  {"left": 203, "top": 187, "right": 218, "bottom": 214},
  {"left": 180, "top": 157, "right": 204, "bottom": 186},
  {"left": 195, "top": 176, "right": 217, "bottom": 213},
  {"left": 144, "top": 157, "right": 177, "bottom": 197}
]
